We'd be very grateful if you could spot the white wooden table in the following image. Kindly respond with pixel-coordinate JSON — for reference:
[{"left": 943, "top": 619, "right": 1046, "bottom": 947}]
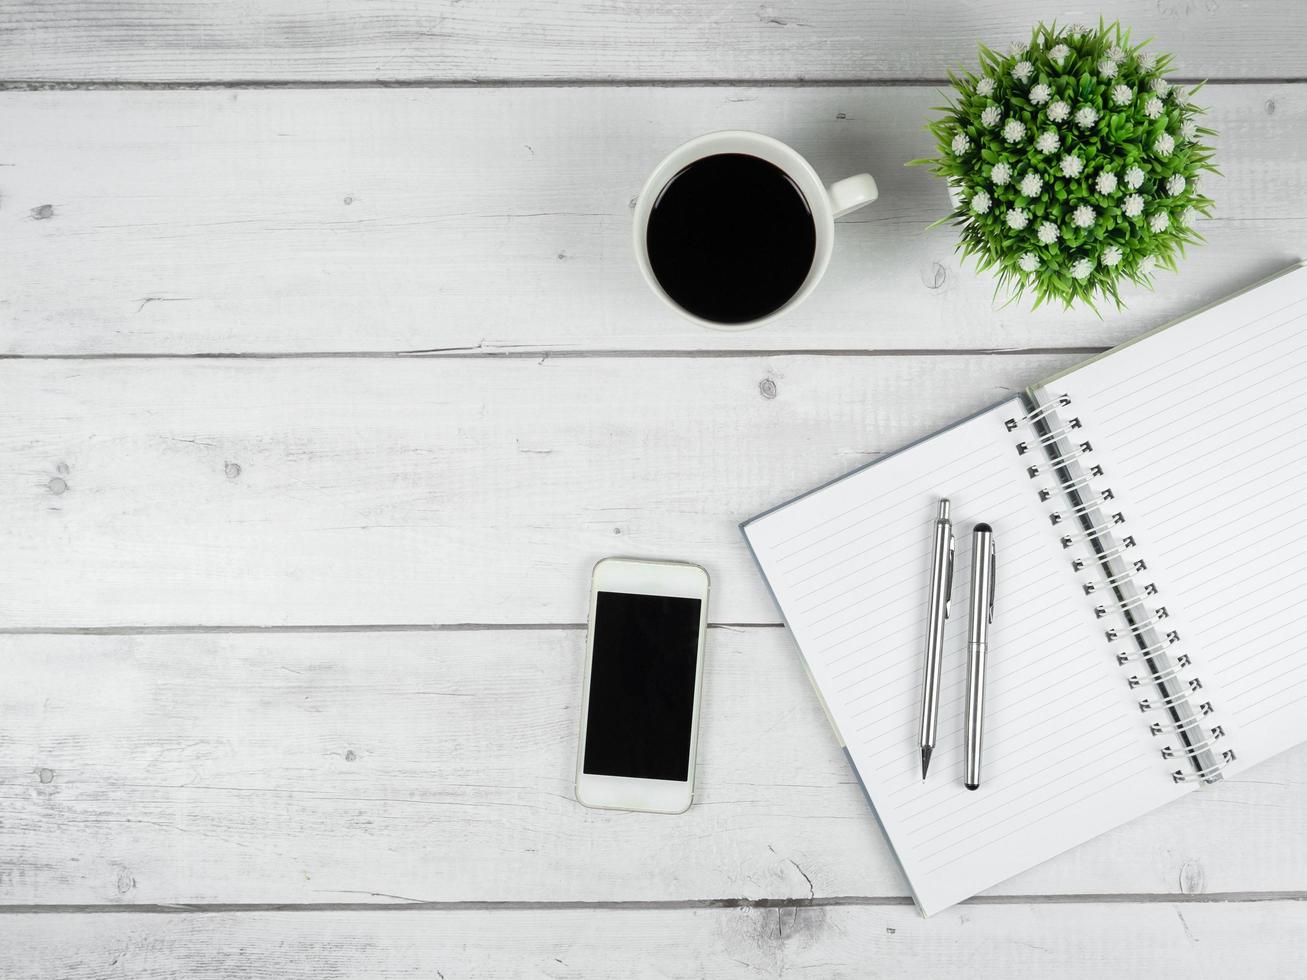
[{"left": 2, "top": 3, "right": 1304, "bottom": 975}]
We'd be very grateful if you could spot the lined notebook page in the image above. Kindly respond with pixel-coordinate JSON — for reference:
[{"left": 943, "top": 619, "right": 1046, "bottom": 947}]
[
  {"left": 743, "top": 402, "right": 1182, "bottom": 915},
  {"left": 1047, "top": 264, "right": 1307, "bottom": 776}
]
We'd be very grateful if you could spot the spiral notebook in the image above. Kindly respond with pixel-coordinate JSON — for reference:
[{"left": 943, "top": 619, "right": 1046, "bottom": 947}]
[{"left": 742, "top": 263, "right": 1307, "bottom": 916}]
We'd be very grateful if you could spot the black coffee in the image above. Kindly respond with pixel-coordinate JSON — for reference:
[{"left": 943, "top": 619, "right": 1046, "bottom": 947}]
[{"left": 646, "top": 153, "right": 816, "bottom": 324}]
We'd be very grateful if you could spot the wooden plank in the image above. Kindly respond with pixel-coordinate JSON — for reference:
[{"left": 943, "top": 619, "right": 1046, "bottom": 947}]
[
  {"left": 1, "top": 1, "right": 1303, "bottom": 83},
  {"left": 0, "top": 353, "right": 1081, "bottom": 628},
  {"left": 1, "top": 86, "right": 1300, "bottom": 355},
  {"left": 2, "top": 629, "right": 1304, "bottom": 906},
  {"left": 5, "top": 903, "right": 1306, "bottom": 977}
]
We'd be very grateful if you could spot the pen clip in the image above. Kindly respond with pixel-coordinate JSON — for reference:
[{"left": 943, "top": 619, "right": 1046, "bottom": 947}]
[
  {"left": 987, "top": 535, "right": 997, "bottom": 624},
  {"left": 943, "top": 528, "right": 955, "bottom": 620}
]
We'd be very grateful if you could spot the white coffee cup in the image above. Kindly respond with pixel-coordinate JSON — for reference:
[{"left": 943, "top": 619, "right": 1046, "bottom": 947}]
[{"left": 632, "top": 131, "right": 878, "bottom": 331}]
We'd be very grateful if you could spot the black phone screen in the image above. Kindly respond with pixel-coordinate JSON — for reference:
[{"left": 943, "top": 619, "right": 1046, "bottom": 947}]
[{"left": 582, "top": 590, "right": 702, "bottom": 782}]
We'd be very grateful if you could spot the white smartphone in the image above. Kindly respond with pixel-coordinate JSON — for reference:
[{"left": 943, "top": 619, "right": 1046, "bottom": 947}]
[{"left": 575, "top": 557, "right": 710, "bottom": 814}]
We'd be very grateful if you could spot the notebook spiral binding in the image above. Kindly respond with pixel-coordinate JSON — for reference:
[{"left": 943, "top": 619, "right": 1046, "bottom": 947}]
[{"left": 1005, "top": 393, "right": 1234, "bottom": 785}]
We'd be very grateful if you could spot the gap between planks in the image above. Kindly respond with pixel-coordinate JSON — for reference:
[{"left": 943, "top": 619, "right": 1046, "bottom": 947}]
[
  {"left": 2, "top": 892, "right": 1304, "bottom": 915},
  {"left": 0, "top": 623, "right": 782, "bottom": 635},
  {"left": 0, "top": 78, "right": 1300, "bottom": 91},
  {"left": 0, "top": 348, "right": 1109, "bottom": 361}
]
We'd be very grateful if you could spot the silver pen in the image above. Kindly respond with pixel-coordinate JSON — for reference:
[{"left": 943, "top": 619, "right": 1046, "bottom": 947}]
[
  {"left": 918, "top": 499, "right": 954, "bottom": 780},
  {"left": 965, "top": 523, "right": 996, "bottom": 791}
]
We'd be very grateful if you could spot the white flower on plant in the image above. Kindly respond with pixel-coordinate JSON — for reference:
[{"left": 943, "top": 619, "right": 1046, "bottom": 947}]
[
  {"left": 952, "top": 132, "right": 972, "bottom": 155},
  {"left": 1047, "top": 100, "right": 1071, "bottom": 122},
  {"left": 970, "top": 189, "right": 992, "bottom": 214},
  {"left": 1035, "top": 130, "right": 1060, "bottom": 154},
  {"left": 980, "top": 105, "right": 1002, "bottom": 127},
  {"left": 1060, "top": 154, "right": 1084, "bottom": 178},
  {"left": 1102, "top": 245, "right": 1123, "bottom": 267},
  {"left": 1137, "top": 50, "right": 1157, "bottom": 71},
  {"left": 1071, "top": 257, "right": 1094, "bottom": 280},
  {"left": 1181, "top": 119, "right": 1198, "bottom": 141},
  {"left": 1048, "top": 43, "right": 1071, "bottom": 66},
  {"left": 991, "top": 161, "right": 1012, "bottom": 185},
  {"left": 1002, "top": 119, "right": 1026, "bottom": 143},
  {"left": 1009, "top": 41, "right": 1028, "bottom": 57},
  {"left": 1029, "top": 83, "right": 1052, "bottom": 105},
  {"left": 1018, "top": 252, "right": 1041, "bottom": 273},
  {"left": 1011, "top": 60, "right": 1034, "bottom": 83},
  {"left": 1181, "top": 206, "right": 1198, "bottom": 226},
  {"left": 1098, "top": 58, "right": 1118, "bottom": 78},
  {"left": 1072, "top": 204, "right": 1096, "bottom": 228},
  {"left": 1138, "top": 254, "right": 1158, "bottom": 276},
  {"left": 1165, "top": 173, "right": 1186, "bottom": 196},
  {"left": 1154, "top": 132, "right": 1175, "bottom": 157},
  {"left": 1036, "top": 221, "right": 1059, "bottom": 244},
  {"left": 1123, "top": 194, "right": 1145, "bottom": 218},
  {"left": 1095, "top": 171, "right": 1118, "bottom": 194},
  {"left": 1105, "top": 45, "right": 1126, "bottom": 62},
  {"left": 1150, "top": 77, "right": 1171, "bottom": 97},
  {"left": 1075, "top": 106, "right": 1099, "bottom": 129},
  {"left": 1143, "top": 96, "right": 1164, "bottom": 119},
  {"left": 1018, "top": 172, "right": 1043, "bottom": 196},
  {"left": 1006, "top": 207, "right": 1029, "bottom": 230},
  {"left": 1171, "top": 86, "right": 1189, "bottom": 106},
  {"left": 1149, "top": 211, "right": 1170, "bottom": 233},
  {"left": 1124, "top": 165, "right": 1145, "bottom": 189},
  {"left": 976, "top": 76, "right": 996, "bottom": 97},
  {"left": 1111, "top": 84, "right": 1133, "bottom": 106}
]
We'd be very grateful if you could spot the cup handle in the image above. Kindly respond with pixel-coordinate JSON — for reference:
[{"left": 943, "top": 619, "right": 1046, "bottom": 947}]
[{"left": 827, "top": 173, "right": 879, "bottom": 219}]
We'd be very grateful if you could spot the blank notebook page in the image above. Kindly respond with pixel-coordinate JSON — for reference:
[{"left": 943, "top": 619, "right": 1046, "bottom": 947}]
[
  {"left": 1046, "top": 264, "right": 1307, "bottom": 776},
  {"left": 744, "top": 402, "right": 1184, "bottom": 915}
]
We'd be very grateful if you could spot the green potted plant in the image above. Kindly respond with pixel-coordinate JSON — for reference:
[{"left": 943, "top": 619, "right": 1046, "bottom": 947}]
[{"left": 912, "top": 21, "right": 1217, "bottom": 309}]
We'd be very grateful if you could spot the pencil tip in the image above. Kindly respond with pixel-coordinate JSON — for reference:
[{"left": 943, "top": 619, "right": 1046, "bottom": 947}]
[{"left": 920, "top": 746, "right": 932, "bottom": 780}]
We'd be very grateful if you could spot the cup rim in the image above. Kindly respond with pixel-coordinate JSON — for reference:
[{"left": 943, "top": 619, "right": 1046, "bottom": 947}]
[{"left": 632, "top": 131, "right": 835, "bottom": 332}]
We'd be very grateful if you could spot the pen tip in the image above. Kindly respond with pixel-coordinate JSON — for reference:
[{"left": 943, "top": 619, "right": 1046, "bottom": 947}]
[
  {"left": 920, "top": 746, "right": 932, "bottom": 780},
  {"left": 965, "top": 782, "right": 979, "bottom": 791}
]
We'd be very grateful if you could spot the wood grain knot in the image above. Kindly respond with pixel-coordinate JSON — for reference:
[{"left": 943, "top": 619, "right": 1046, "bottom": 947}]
[
  {"left": 1179, "top": 859, "right": 1206, "bottom": 894},
  {"left": 921, "top": 262, "right": 948, "bottom": 290}
]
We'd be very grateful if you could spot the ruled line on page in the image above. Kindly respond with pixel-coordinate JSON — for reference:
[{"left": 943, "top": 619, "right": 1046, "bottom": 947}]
[
  {"left": 770, "top": 444, "right": 997, "bottom": 561},
  {"left": 793, "top": 511, "right": 1034, "bottom": 617},
  {"left": 1127, "top": 424, "right": 1307, "bottom": 505},
  {"left": 816, "top": 535, "right": 1046, "bottom": 656},
  {"left": 1087, "top": 295, "right": 1307, "bottom": 408},
  {"left": 1095, "top": 333, "right": 1307, "bottom": 449},
  {"left": 917, "top": 760, "right": 1155, "bottom": 877},
  {"left": 905, "top": 728, "right": 1142, "bottom": 846},
  {"left": 1095, "top": 342, "right": 1307, "bottom": 460},
  {"left": 887, "top": 670, "right": 1130, "bottom": 804},
  {"left": 776, "top": 469, "right": 1012, "bottom": 580},
  {"left": 835, "top": 574, "right": 1084, "bottom": 714},
  {"left": 1239, "top": 684, "right": 1307, "bottom": 728}
]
